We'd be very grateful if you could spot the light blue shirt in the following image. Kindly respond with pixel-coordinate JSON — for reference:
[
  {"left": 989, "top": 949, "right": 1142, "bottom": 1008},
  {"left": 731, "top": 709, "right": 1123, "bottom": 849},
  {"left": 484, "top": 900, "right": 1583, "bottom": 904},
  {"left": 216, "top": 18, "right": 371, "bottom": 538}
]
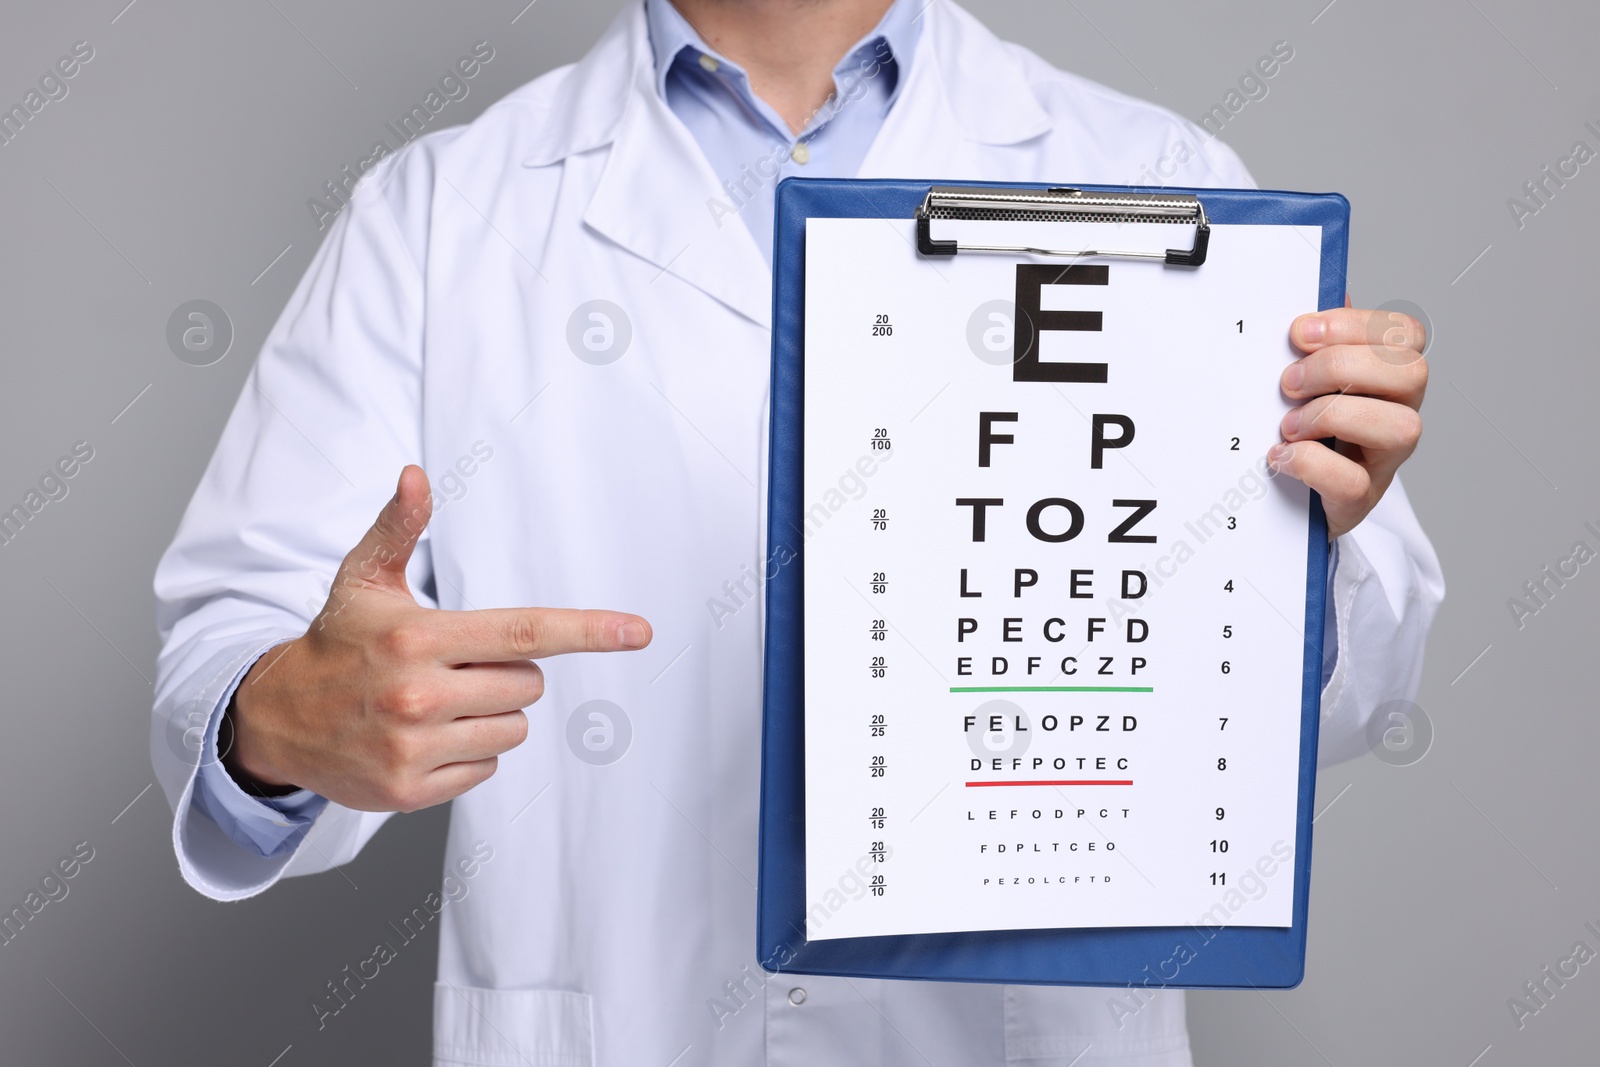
[{"left": 645, "top": 0, "right": 921, "bottom": 263}]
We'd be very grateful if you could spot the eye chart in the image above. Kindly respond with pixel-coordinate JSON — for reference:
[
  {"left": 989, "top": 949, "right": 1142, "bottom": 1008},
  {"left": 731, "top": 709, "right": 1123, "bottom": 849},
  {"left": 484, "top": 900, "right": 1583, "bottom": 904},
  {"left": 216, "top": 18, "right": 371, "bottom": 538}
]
[{"left": 799, "top": 211, "right": 1323, "bottom": 941}]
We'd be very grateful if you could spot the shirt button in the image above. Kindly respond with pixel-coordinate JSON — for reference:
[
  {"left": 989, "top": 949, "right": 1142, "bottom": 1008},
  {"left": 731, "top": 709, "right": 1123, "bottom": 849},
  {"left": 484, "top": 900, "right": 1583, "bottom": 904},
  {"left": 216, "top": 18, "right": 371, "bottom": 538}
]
[
  {"left": 790, "top": 142, "right": 811, "bottom": 165},
  {"left": 787, "top": 987, "right": 807, "bottom": 1006},
  {"left": 697, "top": 53, "right": 720, "bottom": 73}
]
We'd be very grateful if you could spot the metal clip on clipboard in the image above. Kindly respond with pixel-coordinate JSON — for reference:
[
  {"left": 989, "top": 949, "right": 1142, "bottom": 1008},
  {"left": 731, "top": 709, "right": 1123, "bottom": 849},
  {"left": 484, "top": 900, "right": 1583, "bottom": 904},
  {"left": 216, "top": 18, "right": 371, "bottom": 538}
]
[{"left": 914, "top": 185, "right": 1210, "bottom": 266}]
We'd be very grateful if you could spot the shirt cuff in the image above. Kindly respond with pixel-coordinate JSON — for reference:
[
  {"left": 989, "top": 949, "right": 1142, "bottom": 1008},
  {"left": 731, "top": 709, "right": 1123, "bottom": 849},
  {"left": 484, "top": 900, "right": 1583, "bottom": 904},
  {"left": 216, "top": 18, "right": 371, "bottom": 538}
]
[{"left": 190, "top": 649, "right": 329, "bottom": 859}]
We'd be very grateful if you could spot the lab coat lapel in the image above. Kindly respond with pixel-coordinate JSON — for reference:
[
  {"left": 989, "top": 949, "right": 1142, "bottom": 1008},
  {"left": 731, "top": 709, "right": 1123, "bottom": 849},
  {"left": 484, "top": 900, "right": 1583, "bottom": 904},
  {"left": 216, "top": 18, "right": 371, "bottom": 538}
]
[
  {"left": 577, "top": 12, "right": 772, "bottom": 330},
  {"left": 522, "top": 0, "right": 1054, "bottom": 329},
  {"left": 858, "top": 0, "right": 1054, "bottom": 179}
]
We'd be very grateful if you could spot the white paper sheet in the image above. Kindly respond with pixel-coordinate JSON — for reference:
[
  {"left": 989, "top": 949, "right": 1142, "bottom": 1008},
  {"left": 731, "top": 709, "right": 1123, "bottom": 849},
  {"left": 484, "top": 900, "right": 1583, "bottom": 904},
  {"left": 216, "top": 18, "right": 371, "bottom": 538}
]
[{"left": 800, "top": 218, "right": 1321, "bottom": 940}]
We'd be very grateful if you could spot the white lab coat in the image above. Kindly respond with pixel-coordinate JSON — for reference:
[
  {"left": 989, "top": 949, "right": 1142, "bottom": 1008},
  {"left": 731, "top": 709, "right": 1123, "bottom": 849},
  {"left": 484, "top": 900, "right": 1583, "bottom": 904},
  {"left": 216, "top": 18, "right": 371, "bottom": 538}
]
[{"left": 152, "top": 3, "right": 1444, "bottom": 1064}]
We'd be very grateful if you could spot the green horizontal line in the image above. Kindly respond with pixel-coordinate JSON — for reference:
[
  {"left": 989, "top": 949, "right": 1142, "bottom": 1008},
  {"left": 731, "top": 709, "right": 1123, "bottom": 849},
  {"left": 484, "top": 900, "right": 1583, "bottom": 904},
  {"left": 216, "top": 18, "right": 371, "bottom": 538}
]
[{"left": 949, "top": 686, "right": 1153, "bottom": 694}]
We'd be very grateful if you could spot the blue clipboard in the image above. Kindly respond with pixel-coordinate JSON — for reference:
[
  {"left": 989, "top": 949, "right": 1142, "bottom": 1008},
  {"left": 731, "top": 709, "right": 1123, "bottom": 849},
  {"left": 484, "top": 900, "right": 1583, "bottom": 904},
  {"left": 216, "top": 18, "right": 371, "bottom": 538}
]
[{"left": 758, "top": 178, "right": 1344, "bottom": 989}]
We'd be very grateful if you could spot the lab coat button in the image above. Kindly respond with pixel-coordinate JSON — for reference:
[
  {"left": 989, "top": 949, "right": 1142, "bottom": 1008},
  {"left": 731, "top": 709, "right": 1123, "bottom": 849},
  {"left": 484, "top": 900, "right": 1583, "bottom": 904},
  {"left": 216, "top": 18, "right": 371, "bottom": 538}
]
[
  {"left": 787, "top": 987, "right": 807, "bottom": 1006},
  {"left": 791, "top": 142, "right": 811, "bottom": 165},
  {"left": 698, "top": 54, "right": 720, "bottom": 73}
]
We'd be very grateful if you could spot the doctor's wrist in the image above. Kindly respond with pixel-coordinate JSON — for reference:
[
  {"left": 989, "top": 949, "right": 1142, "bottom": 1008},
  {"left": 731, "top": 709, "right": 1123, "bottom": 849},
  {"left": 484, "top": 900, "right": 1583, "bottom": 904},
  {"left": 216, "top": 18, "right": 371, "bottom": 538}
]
[{"left": 221, "top": 666, "right": 301, "bottom": 798}]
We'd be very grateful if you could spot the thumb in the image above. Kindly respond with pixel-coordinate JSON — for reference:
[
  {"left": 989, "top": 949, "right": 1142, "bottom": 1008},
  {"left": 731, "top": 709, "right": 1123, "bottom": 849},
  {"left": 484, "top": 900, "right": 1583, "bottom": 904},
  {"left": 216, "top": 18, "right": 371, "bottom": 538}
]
[{"left": 337, "top": 465, "right": 434, "bottom": 597}]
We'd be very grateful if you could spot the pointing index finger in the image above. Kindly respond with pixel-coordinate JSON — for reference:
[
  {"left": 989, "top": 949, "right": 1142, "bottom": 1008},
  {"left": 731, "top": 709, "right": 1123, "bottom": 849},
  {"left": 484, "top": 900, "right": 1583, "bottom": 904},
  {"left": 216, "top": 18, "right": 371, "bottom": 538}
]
[{"left": 434, "top": 607, "right": 652, "bottom": 663}]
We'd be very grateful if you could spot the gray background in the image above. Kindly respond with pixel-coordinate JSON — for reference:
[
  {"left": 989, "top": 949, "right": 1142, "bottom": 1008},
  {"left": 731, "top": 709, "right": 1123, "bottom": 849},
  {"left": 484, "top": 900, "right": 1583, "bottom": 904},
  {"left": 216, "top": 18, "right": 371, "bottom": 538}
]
[{"left": 0, "top": 0, "right": 1592, "bottom": 1063}]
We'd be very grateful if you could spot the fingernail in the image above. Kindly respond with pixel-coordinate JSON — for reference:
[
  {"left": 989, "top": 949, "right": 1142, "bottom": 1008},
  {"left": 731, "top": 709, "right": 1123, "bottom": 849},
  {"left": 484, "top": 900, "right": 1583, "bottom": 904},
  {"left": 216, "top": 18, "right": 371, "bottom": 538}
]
[
  {"left": 1299, "top": 316, "right": 1326, "bottom": 344},
  {"left": 1281, "top": 407, "right": 1302, "bottom": 436},
  {"left": 1267, "top": 443, "right": 1291, "bottom": 471},
  {"left": 618, "top": 621, "right": 649, "bottom": 648},
  {"left": 1282, "top": 361, "right": 1304, "bottom": 393}
]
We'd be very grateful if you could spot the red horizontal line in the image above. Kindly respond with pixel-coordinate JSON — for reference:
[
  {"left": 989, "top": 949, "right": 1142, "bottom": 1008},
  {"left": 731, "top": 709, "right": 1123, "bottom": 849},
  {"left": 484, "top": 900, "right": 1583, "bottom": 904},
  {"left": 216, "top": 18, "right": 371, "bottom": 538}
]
[{"left": 965, "top": 780, "right": 1134, "bottom": 788}]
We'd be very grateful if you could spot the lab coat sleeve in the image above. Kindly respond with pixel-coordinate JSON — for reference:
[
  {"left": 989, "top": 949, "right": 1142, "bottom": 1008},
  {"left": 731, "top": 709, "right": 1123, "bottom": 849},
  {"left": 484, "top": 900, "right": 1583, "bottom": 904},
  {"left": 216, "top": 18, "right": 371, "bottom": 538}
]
[
  {"left": 152, "top": 149, "right": 439, "bottom": 902},
  {"left": 1316, "top": 476, "right": 1444, "bottom": 766}
]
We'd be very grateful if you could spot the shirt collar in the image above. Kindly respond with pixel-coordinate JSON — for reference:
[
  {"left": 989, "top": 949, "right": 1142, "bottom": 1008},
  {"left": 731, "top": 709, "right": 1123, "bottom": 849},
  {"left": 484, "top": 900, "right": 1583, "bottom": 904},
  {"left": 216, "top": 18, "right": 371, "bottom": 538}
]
[{"left": 644, "top": 0, "right": 920, "bottom": 111}]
